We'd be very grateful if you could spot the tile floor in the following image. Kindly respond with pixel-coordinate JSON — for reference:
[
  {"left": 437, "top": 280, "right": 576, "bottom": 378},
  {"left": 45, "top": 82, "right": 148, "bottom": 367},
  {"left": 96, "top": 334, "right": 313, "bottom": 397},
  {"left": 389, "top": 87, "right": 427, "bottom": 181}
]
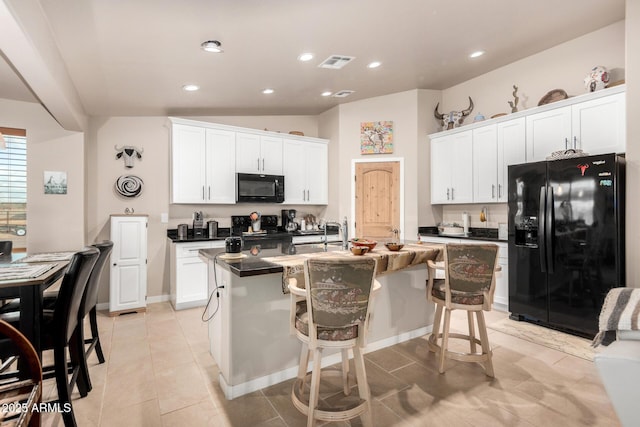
[{"left": 39, "top": 303, "right": 620, "bottom": 426}]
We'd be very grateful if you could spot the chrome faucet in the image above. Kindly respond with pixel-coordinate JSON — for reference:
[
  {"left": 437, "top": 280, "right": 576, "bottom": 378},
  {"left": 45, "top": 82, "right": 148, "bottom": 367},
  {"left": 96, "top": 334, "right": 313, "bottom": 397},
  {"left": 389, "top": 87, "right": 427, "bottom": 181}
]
[{"left": 324, "top": 217, "right": 349, "bottom": 250}]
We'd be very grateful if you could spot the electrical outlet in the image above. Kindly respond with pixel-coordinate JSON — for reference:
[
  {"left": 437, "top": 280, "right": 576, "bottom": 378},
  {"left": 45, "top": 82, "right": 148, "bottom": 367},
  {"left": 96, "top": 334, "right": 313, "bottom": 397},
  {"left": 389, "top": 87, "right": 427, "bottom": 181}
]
[{"left": 160, "top": 213, "right": 168, "bottom": 223}]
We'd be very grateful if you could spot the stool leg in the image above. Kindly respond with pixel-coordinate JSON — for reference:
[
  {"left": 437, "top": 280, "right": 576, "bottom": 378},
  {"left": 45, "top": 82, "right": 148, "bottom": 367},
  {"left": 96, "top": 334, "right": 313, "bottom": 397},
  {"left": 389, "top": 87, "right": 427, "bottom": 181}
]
[
  {"left": 341, "top": 348, "right": 350, "bottom": 395},
  {"left": 439, "top": 308, "right": 452, "bottom": 374},
  {"left": 296, "top": 343, "right": 310, "bottom": 396},
  {"left": 353, "top": 345, "right": 372, "bottom": 427},
  {"left": 467, "top": 311, "right": 477, "bottom": 354},
  {"left": 89, "top": 307, "right": 105, "bottom": 364},
  {"left": 429, "top": 304, "right": 443, "bottom": 351},
  {"left": 476, "top": 311, "right": 494, "bottom": 377},
  {"left": 307, "top": 347, "right": 323, "bottom": 427}
]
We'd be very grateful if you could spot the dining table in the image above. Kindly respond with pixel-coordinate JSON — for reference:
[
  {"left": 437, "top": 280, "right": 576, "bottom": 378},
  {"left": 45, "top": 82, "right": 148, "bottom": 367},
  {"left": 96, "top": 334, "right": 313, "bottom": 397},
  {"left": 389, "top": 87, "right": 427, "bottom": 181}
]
[{"left": 0, "top": 252, "right": 73, "bottom": 358}]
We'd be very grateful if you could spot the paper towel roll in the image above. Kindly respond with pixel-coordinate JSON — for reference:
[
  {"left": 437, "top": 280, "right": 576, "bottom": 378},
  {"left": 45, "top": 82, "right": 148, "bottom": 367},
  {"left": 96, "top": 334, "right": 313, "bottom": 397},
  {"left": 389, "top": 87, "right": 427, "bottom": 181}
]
[{"left": 463, "top": 212, "right": 469, "bottom": 234}]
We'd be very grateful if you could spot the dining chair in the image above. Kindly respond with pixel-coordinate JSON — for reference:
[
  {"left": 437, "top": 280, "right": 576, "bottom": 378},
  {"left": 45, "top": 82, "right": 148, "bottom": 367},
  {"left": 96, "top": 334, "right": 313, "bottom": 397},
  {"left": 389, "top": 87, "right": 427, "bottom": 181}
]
[
  {"left": 288, "top": 257, "right": 380, "bottom": 427},
  {"left": 426, "top": 243, "right": 499, "bottom": 376},
  {"left": 0, "top": 319, "right": 42, "bottom": 427},
  {"left": 0, "top": 247, "right": 99, "bottom": 427},
  {"left": 0, "top": 241, "right": 12, "bottom": 261}
]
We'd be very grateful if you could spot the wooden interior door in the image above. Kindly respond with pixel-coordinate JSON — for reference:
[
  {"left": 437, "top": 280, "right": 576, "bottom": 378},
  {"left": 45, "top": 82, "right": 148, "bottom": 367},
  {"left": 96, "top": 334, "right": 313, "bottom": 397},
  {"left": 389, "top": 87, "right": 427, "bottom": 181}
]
[{"left": 355, "top": 162, "right": 400, "bottom": 239}]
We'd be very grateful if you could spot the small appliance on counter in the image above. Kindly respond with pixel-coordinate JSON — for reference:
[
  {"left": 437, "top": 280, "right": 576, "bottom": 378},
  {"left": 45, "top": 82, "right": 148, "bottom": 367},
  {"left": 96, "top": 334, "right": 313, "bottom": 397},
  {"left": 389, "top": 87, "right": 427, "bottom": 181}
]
[
  {"left": 225, "top": 236, "right": 242, "bottom": 253},
  {"left": 207, "top": 220, "right": 218, "bottom": 238},
  {"left": 282, "top": 209, "right": 297, "bottom": 232},
  {"left": 193, "top": 211, "right": 205, "bottom": 237},
  {"left": 177, "top": 224, "right": 188, "bottom": 239}
]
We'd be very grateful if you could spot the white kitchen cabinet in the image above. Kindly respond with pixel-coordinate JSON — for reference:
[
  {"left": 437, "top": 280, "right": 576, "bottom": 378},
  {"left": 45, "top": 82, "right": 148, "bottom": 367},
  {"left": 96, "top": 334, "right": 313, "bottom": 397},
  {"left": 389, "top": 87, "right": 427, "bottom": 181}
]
[
  {"left": 283, "top": 139, "right": 328, "bottom": 204},
  {"left": 496, "top": 117, "right": 526, "bottom": 202},
  {"left": 420, "top": 235, "right": 508, "bottom": 312},
  {"left": 526, "top": 90, "right": 625, "bottom": 162},
  {"left": 472, "top": 125, "right": 498, "bottom": 203},
  {"left": 170, "top": 240, "right": 225, "bottom": 310},
  {"left": 430, "top": 131, "right": 473, "bottom": 204},
  {"left": 236, "top": 132, "right": 283, "bottom": 175},
  {"left": 170, "top": 123, "right": 236, "bottom": 204},
  {"left": 571, "top": 91, "right": 625, "bottom": 155},
  {"left": 110, "top": 215, "right": 148, "bottom": 314}
]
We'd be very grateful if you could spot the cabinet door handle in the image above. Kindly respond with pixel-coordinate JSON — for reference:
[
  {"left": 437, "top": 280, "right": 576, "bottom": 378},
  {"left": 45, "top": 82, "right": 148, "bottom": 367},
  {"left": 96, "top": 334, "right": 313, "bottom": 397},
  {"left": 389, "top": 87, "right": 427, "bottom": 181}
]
[
  {"left": 307, "top": 190, "right": 310, "bottom": 201},
  {"left": 451, "top": 188, "right": 455, "bottom": 200},
  {"left": 202, "top": 186, "right": 205, "bottom": 200},
  {"left": 257, "top": 158, "right": 260, "bottom": 171},
  {"left": 446, "top": 188, "right": 450, "bottom": 200},
  {"left": 303, "top": 190, "right": 306, "bottom": 201},
  {"left": 492, "top": 184, "right": 495, "bottom": 199},
  {"left": 262, "top": 158, "right": 265, "bottom": 171},
  {"left": 573, "top": 136, "right": 577, "bottom": 149},
  {"left": 498, "top": 184, "right": 502, "bottom": 199},
  {"left": 565, "top": 137, "right": 569, "bottom": 150},
  {"left": 208, "top": 186, "right": 211, "bottom": 200}
]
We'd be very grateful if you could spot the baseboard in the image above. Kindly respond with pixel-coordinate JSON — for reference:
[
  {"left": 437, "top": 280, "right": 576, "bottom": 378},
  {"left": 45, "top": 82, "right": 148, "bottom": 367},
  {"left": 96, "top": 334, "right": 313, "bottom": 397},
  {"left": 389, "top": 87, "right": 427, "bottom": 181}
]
[
  {"left": 96, "top": 294, "right": 171, "bottom": 312},
  {"left": 218, "top": 325, "right": 433, "bottom": 400}
]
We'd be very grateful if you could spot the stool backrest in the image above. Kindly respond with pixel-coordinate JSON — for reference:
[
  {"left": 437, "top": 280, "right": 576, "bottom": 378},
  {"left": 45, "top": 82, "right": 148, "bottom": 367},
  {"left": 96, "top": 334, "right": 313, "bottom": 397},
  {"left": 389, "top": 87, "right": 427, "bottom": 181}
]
[
  {"left": 0, "top": 240, "right": 12, "bottom": 261},
  {"left": 79, "top": 240, "right": 114, "bottom": 318},
  {"left": 304, "top": 257, "right": 377, "bottom": 329},
  {"left": 54, "top": 247, "right": 99, "bottom": 342},
  {"left": 444, "top": 243, "right": 499, "bottom": 309}
]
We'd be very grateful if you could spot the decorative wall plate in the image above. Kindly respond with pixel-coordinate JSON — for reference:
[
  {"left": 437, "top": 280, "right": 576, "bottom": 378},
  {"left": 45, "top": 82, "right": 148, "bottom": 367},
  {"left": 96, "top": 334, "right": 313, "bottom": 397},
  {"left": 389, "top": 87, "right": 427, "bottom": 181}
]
[{"left": 115, "top": 175, "right": 143, "bottom": 198}]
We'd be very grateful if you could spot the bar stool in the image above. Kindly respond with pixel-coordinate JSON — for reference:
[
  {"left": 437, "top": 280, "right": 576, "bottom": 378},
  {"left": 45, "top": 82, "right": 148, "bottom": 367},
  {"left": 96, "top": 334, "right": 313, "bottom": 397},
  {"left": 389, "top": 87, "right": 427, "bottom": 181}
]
[
  {"left": 426, "top": 243, "right": 499, "bottom": 376},
  {"left": 288, "top": 257, "right": 380, "bottom": 427}
]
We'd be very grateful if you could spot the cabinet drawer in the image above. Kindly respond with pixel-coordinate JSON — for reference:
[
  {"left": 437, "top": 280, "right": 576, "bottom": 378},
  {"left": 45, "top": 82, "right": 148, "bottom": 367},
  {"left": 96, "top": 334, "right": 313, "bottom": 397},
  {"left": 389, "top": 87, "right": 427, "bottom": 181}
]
[{"left": 176, "top": 241, "right": 223, "bottom": 258}]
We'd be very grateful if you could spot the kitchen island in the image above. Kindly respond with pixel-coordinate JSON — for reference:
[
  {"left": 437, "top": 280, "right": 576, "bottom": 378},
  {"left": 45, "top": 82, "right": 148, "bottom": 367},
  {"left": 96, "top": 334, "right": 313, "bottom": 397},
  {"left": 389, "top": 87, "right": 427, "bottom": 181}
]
[{"left": 200, "top": 241, "right": 440, "bottom": 400}]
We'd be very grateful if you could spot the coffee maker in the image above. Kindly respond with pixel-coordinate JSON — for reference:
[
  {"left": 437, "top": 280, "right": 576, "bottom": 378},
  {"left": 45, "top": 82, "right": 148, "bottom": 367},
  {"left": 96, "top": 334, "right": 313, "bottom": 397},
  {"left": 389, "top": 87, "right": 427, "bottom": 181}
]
[{"left": 281, "top": 209, "right": 297, "bottom": 232}]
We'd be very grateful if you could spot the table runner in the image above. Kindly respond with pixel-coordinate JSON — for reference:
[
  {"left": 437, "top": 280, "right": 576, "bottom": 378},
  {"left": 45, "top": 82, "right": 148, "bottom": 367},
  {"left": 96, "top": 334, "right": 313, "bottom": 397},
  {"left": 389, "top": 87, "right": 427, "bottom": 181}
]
[
  {"left": 15, "top": 251, "right": 76, "bottom": 263},
  {"left": 263, "top": 243, "right": 441, "bottom": 294},
  {"left": 0, "top": 263, "right": 58, "bottom": 281}
]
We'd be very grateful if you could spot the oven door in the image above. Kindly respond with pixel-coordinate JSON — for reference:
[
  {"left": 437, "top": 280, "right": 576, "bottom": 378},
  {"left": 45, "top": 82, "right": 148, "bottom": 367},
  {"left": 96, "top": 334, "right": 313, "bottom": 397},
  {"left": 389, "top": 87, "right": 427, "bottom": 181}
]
[{"left": 236, "top": 173, "right": 284, "bottom": 203}]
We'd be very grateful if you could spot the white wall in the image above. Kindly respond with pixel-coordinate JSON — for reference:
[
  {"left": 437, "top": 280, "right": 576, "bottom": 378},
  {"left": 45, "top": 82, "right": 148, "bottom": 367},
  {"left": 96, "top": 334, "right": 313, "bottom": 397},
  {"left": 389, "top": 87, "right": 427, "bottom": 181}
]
[
  {"left": 0, "top": 98, "right": 85, "bottom": 252},
  {"left": 625, "top": 3, "right": 640, "bottom": 287}
]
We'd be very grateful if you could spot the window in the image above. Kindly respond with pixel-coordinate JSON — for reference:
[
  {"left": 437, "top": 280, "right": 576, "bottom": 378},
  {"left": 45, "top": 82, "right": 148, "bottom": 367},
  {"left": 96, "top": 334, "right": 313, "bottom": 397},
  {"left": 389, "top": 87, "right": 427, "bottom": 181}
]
[{"left": 0, "top": 127, "right": 27, "bottom": 251}]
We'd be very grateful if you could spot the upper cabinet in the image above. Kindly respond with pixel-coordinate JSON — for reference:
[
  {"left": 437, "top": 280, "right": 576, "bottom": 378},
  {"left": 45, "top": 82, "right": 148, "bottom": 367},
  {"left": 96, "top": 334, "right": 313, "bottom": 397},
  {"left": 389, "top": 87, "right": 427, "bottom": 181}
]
[
  {"left": 526, "top": 90, "right": 625, "bottom": 162},
  {"left": 171, "top": 124, "right": 236, "bottom": 204},
  {"left": 283, "top": 139, "right": 328, "bottom": 204},
  {"left": 429, "top": 86, "right": 625, "bottom": 205},
  {"left": 431, "top": 130, "right": 473, "bottom": 204},
  {"left": 236, "top": 133, "right": 283, "bottom": 175},
  {"left": 169, "top": 118, "right": 329, "bottom": 205}
]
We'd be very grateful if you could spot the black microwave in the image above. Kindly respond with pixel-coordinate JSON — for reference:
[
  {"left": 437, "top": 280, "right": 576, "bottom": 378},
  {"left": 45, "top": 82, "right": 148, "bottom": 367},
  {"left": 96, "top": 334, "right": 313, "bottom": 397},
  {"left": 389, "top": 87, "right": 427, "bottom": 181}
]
[{"left": 236, "top": 173, "right": 285, "bottom": 203}]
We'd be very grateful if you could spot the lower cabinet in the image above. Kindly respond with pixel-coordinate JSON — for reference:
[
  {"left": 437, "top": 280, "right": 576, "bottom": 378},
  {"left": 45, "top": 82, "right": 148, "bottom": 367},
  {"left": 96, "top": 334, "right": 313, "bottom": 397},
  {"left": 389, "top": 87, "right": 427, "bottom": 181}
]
[
  {"left": 420, "top": 236, "right": 508, "bottom": 312},
  {"left": 110, "top": 215, "right": 148, "bottom": 314},
  {"left": 170, "top": 240, "right": 225, "bottom": 310}
]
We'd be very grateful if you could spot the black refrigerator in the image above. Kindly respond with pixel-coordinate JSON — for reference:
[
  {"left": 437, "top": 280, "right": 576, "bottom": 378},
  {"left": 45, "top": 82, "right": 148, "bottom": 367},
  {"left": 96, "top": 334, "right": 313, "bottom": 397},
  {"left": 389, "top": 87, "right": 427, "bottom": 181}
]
[{"left": 508, "top": 153, "right": 625, "bottom": 338}]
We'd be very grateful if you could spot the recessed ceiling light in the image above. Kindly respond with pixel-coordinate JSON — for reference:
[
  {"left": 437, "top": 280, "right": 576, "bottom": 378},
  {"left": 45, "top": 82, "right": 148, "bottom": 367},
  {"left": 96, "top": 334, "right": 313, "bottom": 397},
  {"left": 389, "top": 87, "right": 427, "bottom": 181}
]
[
  {"left": 469, "top": 50, "right": 485, "bottom": 58},
  {"left": 262, "top": 88, "right": 274, "bottom": 94},
  {"left": 201, "top": 40, "right": 223, "bottom": 53},
  {"left": 298, "top": 53, "right": 314, "bottom": 62},
  {"left": 182, "top": 84, "right": 200, "bottom": 91},
  {"left": 367, "top": 61, "right": 382, "bottom": 69},
  {"left": 321, "top": 91, "right": 332, "bottom": 97}
]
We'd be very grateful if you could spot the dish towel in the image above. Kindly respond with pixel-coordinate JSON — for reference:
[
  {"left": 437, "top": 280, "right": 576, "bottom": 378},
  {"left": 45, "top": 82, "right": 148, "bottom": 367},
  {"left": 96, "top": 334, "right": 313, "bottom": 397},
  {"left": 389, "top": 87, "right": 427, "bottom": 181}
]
[{"left": 592, "top": 288, "right": 640, "bottom": 347}]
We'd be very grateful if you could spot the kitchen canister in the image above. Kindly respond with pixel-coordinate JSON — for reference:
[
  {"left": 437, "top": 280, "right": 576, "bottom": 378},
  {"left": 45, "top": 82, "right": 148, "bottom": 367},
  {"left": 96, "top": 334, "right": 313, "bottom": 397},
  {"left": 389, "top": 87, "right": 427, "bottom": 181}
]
[
  {"left": 177, "top": 224, "right": 188, "bottom": 239},
  {"left": 207, "top": 220, "right": 218, "bottom": 238}
]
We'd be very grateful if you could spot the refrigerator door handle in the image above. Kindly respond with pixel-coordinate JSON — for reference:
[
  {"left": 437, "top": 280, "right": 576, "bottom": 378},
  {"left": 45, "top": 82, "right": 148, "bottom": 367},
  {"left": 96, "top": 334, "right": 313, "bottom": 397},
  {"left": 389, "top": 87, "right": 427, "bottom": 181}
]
[
  {"left": 539, "top": 186, "right": 547, "bottom": 272},
  {"left": 546, "top": 186, "right": 555, "bottom": 273}
]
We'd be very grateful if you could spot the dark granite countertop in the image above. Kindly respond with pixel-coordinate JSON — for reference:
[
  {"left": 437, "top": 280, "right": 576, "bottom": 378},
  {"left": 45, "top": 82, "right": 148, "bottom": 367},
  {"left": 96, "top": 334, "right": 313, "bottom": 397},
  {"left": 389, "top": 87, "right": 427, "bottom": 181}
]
[
  {"left": 167, "top": 227, "right": 338, "bottom": 243},
  {"left": 418, "top": 226, "right": 506, "bottom": 242},
  {"left": 199, "top": 241, "right": 344, "bottom": 277}
]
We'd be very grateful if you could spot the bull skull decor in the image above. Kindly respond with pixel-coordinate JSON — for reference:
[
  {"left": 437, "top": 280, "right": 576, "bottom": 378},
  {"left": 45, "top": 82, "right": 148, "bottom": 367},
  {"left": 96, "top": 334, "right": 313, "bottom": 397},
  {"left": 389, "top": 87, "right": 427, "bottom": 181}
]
[
  {"left": 434, "top": 97, "right": 474, "bottom": 130},
  {"left": 115, "top": 145, "right": 143, "bottom": 168}
]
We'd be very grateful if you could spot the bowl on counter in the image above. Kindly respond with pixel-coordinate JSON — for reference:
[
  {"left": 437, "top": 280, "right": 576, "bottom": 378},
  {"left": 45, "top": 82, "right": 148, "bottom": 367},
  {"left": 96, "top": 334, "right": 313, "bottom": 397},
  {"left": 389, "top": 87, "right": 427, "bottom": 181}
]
[
  {"left": 350, "top": 246, "right": 369, "bottom": 256},
  {"left": 351, "top": 239, "right": 377, "bottom": 250},
  {"left": 385, "top": 242, "right": 404, "bottom": 251}
]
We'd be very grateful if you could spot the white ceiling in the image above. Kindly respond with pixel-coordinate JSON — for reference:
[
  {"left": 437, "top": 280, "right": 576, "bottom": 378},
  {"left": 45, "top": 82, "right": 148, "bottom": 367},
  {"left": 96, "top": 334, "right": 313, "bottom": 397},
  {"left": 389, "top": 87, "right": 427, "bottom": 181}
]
[{"left": 0, "top": 0, "right": 626, "bottom": 117}]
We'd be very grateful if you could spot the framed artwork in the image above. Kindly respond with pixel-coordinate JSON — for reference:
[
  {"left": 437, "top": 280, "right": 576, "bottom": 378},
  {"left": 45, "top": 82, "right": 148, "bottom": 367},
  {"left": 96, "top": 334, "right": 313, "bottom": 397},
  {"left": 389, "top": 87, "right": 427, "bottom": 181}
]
[
  {"left": 44, "top": 171, "right": 67, "bottom": 194},
  {"left": 360, "top": 121, "right": 393, "bottom": 154}
]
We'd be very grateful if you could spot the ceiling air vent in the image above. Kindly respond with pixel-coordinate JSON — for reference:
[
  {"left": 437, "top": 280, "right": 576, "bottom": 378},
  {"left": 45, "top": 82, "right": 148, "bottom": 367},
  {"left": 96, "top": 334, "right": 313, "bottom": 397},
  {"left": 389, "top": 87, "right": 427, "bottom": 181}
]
[
  {"left": 332, "top": 90, "right": 355, "bottom": 98},
  {"left": 318, "top": 55, "right": 355, "bottom": 69}
]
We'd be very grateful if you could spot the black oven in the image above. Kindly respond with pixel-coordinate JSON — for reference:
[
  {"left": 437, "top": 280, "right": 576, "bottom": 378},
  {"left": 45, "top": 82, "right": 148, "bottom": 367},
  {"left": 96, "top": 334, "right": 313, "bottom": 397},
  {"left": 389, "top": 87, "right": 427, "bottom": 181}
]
[{"left": 236, "top": 173, "right": 285, "bottom": 203}]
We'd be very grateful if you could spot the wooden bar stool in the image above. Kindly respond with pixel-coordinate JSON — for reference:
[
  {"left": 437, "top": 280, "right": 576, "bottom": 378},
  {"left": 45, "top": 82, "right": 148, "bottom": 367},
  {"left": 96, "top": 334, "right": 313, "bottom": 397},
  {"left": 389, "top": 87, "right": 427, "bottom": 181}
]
[
  {"left": 426, "top": 243, "right": 499, "bottom": 376},
  {"left": 288, "top": 257, "right": 380, "bottom": 427}
]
